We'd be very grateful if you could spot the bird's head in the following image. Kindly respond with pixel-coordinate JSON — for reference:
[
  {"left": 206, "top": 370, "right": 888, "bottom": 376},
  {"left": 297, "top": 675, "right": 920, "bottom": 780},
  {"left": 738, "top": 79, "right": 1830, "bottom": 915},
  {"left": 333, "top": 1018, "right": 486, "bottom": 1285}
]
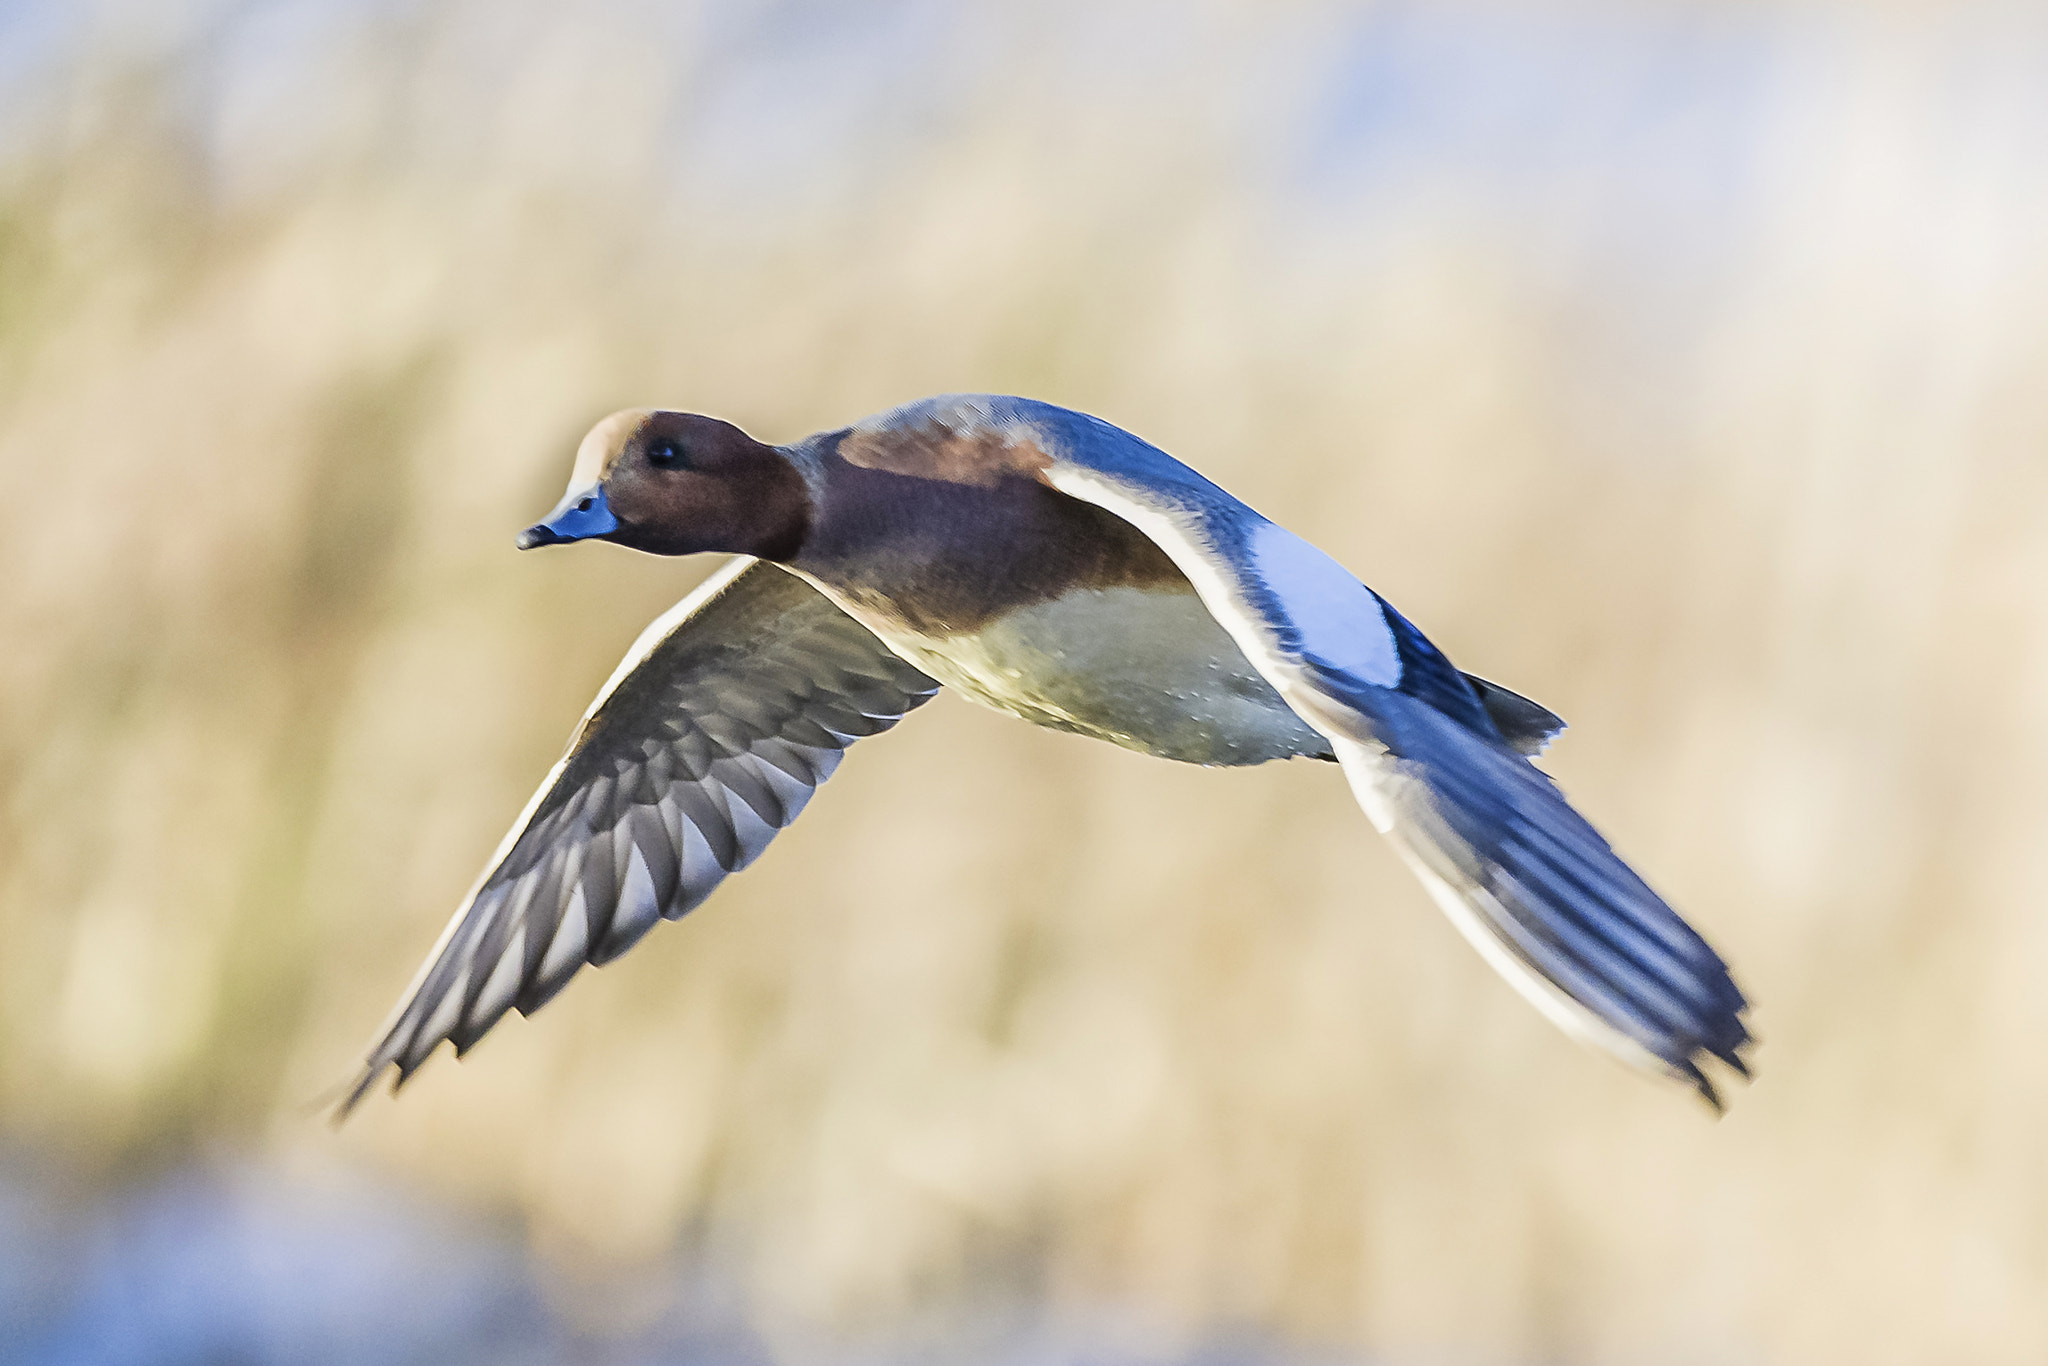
[{"left": 519, "top": 409, "right": 810, "bottom": 560}]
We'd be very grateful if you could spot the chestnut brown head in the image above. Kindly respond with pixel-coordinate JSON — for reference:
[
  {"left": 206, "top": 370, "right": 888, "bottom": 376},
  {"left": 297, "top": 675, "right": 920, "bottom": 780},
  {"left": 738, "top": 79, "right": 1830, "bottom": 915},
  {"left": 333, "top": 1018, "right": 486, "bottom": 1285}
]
[{"left": 519, "top": 409, "right": 810, "bottom": 560}]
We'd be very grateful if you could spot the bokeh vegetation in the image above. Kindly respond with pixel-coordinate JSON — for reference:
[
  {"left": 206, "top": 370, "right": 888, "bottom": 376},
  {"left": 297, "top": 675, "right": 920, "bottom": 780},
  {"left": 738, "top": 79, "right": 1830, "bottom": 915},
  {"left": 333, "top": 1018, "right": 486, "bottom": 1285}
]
[{"left": 4, "top": 1, "right": 2047, "bottom": 1360}]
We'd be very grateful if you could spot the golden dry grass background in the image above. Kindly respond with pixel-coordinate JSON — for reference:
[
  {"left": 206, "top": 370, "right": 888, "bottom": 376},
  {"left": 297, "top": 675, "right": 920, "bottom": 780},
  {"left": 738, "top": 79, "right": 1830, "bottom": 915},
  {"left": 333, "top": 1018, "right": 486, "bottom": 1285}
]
[{"left": 4, "top": 0, "right": 2048, "bottom": 1360}]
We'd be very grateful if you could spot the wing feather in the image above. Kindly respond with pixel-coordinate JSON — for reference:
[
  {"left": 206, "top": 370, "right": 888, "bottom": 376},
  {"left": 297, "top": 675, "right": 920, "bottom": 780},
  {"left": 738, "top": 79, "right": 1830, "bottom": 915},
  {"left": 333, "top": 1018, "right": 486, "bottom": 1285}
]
[
  {"left": 944, "top": 395, "right": 1754, "bottom": 1102},
  {"left": 339, "top": 557, "right": 939, "bottom": 1115}
]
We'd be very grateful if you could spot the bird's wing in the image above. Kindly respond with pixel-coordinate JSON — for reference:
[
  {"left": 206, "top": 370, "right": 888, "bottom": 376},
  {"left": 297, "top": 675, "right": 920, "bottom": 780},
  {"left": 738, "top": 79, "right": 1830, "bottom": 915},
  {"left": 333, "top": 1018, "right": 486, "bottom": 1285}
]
[
  {"left": 339, "top": 557, "right": 940, "bottom": 1115},
  {"left": 1005, "top": 401, "right": 1748, "bottom": 1102},
  {"left": 1459, "top": 673, "right": 1566, "bottom": 757}
]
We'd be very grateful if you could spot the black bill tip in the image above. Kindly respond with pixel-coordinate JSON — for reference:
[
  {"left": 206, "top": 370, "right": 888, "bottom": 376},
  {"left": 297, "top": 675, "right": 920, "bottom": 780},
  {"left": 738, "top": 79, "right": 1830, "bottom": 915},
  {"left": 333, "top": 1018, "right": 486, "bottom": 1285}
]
[{"left": 516, "top": 523, "right": 561, "bottom": 550}]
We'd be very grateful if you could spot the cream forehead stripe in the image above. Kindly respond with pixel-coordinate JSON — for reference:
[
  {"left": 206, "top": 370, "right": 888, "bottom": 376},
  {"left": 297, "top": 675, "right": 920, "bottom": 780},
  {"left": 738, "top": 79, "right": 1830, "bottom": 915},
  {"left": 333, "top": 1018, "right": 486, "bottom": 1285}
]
[{"left": 570, "top": 408, "right": 658, "bottom": 488}]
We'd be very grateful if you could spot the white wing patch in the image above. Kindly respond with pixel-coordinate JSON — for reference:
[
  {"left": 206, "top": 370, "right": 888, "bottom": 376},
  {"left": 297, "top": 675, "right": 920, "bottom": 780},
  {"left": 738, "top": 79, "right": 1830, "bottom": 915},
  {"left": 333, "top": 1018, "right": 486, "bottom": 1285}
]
[
  {"left": 1250, "top": 522, "right": 1400, "bottom": 688},
  {"left": 1042, "top": 466, "right": 1400, "bottom": 693}
]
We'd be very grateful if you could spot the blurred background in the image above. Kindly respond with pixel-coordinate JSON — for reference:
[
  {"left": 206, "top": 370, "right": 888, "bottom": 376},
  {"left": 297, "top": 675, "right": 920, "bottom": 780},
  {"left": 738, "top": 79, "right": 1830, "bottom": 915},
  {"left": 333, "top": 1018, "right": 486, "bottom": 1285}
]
[{"left": 3, "top": 0, "right": 2047, "bottom": 1361}]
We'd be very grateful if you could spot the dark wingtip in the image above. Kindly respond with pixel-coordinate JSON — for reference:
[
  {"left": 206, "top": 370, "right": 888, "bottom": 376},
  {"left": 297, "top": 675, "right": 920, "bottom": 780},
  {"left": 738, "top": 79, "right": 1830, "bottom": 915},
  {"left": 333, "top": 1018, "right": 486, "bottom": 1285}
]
[
  {"left": 326, "top": 1063, "right": 388, "bottom": 1128},
  {"left": 1679, "top": 1028, "right": 1758, "bottom": 1117},
  {"left": 1706, "top": 990, "right": 1756, "bottom": 1081},
  {"left": 1460, "top": 673, "right": 1568, "bottom": 757},
  {"left": 1678, "top": 1059, "right": 1725, "bottom": 1115}
]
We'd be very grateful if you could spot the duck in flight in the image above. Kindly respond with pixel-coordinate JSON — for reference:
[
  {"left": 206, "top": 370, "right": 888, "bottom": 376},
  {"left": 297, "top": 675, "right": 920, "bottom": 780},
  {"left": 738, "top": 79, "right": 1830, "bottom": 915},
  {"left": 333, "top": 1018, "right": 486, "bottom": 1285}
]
[{"left": 340, "top": 395, "right": 1749, "bottom": 1115}]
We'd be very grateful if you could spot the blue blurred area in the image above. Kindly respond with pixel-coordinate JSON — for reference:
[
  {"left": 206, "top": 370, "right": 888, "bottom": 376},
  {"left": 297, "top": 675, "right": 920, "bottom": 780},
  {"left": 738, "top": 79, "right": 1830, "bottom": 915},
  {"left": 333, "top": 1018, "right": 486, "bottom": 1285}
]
[
  {"left": 1, "top": 1159, "right": 755, "bottom": 1365},
  {"left": 0, "top": 0, "right": 1786, "bottom": 232},
  {"left": 1294, "top": 4, "right": 1782, "bottom": 244},
  {"left": 0, "top": 1159, "right": 1353, "bottom": 1365}
]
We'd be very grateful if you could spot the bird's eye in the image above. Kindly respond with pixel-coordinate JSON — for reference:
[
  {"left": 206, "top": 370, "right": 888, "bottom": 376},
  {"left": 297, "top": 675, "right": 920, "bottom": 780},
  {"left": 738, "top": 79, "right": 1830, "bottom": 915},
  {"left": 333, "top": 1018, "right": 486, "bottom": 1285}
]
[{"left": 645, "top": 438, "right": 687, "bottom": 469}]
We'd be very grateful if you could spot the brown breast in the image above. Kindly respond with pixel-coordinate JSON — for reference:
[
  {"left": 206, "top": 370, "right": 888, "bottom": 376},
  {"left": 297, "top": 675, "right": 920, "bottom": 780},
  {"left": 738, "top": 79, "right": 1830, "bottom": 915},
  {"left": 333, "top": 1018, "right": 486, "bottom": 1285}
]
[{"left": 791, "top": 423, "right": 1188, "bottom": 637}]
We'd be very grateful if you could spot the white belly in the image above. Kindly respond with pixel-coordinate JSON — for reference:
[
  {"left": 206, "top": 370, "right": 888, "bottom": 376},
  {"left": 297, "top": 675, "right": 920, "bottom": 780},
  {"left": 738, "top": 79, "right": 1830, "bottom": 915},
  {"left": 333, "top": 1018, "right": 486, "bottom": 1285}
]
[{"left": 862, "top": 585, "right": 1329, "bottom": 766}]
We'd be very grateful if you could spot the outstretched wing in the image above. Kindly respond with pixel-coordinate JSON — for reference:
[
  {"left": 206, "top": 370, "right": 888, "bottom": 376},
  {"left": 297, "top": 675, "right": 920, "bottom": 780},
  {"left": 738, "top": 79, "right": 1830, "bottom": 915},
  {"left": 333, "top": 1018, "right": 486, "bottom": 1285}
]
[
  {"left": 1327, "top": 687, "right": 1748, "bottom": 1100},
  {"left": 882, "top": 395, "right": 1747, "bottom": 1102},
  {"left": 340, "top": 557, "right": 940, "bottom": 1115}
]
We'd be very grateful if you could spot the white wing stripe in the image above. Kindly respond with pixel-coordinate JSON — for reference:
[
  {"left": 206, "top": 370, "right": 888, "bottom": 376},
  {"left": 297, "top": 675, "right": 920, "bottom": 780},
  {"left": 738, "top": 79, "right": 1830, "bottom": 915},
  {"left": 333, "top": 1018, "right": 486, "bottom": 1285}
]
[{"left": 1250, "top": 521, "right": 1400, "bottom": 686}]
